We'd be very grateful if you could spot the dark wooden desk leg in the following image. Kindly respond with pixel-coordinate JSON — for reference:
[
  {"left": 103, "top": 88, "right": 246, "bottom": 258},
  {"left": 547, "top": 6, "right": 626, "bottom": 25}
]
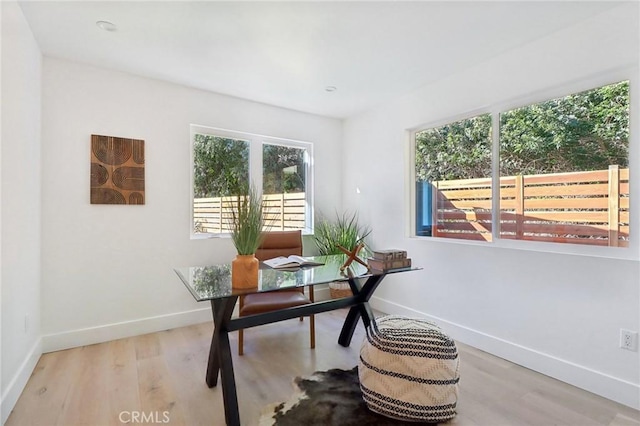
[
  {"left": 338, "top": 307, "right": 362, "bottom": 347},
  {"left": 206, "top": 324, "right": 220, "bottom": 387},
  {"left": 206, "top": 299, "right": 224, "bottom": 387},
  {"left": 218, "top": 324, "right": 239, "bottom": 426},
  {"left": 205, "top": 297, "right": 240, "bottom": 426},
  {"left": 338, "top": 275, "right": 385, "bottom": 347}
]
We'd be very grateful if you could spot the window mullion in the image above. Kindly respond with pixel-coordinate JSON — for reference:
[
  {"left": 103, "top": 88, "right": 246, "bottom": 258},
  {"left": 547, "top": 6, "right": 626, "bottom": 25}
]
[
  {"left": 251, "top": 138, "right": 263, "bottom": 196},
  {"left": 491, "top": 112, "right": 501, "bottom": 242},
  {"left": 304, "top": 146, "right": 314, "bottom": 233}
]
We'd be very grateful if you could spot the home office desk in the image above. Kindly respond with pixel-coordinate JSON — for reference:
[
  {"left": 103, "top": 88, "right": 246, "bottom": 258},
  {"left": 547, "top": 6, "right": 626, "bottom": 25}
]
[{"left": 174, "top": 255, "right": 417, "bottom": 426}]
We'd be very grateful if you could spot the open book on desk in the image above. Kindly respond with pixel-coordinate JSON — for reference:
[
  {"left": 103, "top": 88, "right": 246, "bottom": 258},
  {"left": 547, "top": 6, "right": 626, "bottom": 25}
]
[{"left": 263, "top": 255, "right": 324, "bottom": 270}]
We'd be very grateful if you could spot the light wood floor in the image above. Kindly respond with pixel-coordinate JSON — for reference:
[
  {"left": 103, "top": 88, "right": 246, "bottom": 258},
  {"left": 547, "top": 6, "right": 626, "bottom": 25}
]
[{"left": 6, "top": 309, "right": 640, "bottom": 426}]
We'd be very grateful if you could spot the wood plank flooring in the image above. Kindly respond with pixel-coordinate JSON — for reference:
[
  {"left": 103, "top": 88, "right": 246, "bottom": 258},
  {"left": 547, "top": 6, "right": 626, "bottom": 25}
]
[{"left": 6, "top": 309, "right": 640, "bottom": 426}]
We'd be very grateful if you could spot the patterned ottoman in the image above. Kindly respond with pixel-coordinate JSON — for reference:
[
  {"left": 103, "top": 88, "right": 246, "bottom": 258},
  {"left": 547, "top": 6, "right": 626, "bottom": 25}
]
[{"left": 358, "top": 315, "right": 460, "bottom": 422}]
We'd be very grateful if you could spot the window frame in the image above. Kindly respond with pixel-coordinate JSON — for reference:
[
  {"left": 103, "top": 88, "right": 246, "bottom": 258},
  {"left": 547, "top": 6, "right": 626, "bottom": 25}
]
[
  {"left": 408, "top": 68, "right": 638, "bottom": 260},
  {"left": 190, "top": 125, "right": 314, "bottom": 239}
]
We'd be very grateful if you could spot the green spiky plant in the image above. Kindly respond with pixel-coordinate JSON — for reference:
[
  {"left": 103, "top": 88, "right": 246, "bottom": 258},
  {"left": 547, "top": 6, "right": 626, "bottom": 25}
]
[
  {"left": 229, "top": 185, "right": 266, "bottom": 255},
  {"left": 314, "top": 211, "right": 371, "bottom": 256}
]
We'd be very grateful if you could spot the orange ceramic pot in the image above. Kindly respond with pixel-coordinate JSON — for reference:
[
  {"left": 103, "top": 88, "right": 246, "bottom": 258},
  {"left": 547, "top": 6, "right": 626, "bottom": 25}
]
[{"left": 231, "top": 254, "right": 259, "bottom": 289}]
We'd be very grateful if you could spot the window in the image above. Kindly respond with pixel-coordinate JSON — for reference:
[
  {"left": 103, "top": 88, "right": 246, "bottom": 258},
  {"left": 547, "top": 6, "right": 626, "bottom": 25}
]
[
  {"left": 414, "top": 113, "right": 492, "bottom": 240},
  {"left": 262, "top": 144, "right": 308, "bottom": 230},
  {"left": 413, "top": 80, "right": 630, "bottom": 249},
  {"left": 499, "top": 81, "right": 629, "bottom": 247},
  {"left": 193, "top": 134, "right": 249, "bottom": 234},
  {"left": 191, "top": 126, "right": 313, "bottom": 236}
]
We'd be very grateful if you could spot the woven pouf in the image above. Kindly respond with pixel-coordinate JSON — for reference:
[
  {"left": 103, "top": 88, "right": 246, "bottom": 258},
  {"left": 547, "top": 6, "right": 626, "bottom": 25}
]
[{"left": 358, "top": 315, "right": 460, "bottom": 423}]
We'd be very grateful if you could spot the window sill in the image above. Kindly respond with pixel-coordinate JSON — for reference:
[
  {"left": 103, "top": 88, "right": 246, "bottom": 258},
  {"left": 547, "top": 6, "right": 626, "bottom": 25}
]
[
  {"left": 191, "top": 232, "right": 230, "bottom": 240},
  {"left": 411, "top": 235, "right": 639, "bottom": 261},
  {"left": 191, "top": 229, "right": 315, "bottom": 240}
]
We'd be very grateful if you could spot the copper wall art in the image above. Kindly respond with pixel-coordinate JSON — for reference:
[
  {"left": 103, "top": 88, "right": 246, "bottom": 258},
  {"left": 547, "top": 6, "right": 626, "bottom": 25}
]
[{"left": 90, "top": 134, "right": 145, "bottom": 205}]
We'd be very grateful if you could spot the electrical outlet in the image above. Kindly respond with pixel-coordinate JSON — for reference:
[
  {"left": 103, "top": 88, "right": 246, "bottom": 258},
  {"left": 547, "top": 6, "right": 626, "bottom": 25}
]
[{"left": 620, "top": 329, "right": 638, "bottom": 351}]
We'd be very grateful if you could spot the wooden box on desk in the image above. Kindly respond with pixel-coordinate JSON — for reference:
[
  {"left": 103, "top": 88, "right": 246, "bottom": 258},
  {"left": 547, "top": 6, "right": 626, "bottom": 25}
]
[
  {"left": 372, "top": 249, "right": 407, "bottom": 261},
  {"left": 367, "top": 257, "right": 412, "bottom": 272}
]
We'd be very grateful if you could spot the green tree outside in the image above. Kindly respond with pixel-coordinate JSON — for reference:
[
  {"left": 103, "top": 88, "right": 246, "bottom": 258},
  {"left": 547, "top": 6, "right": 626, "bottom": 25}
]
[
  {"left": 193, "top": 134, "right": 249, "bottom": 198},
  {"left": 193, "top": 136, "right": 306, "bottom": 197},
  {"left": 262, "top": 144, "right": 306, "bottom": 194},
  {"left": 500, "top": 81, "right": 629, "bottom": 176},
  {"left": 415, "top": 113, "right": 492, "bottom": 182},
  {"left": 415, "top": 81, "right": 629, "bottom": 181}
]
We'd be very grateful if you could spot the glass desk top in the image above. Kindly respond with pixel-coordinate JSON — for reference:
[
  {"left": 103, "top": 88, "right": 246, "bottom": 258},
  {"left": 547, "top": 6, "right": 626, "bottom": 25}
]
[{"left": 174, "top": 254, "right": 413, "bottom": 302}]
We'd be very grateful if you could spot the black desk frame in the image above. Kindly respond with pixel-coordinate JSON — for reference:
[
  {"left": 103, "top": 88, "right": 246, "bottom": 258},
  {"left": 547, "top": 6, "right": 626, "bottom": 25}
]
[{"left": 205, "top": 273, "right": 386, "bottom": 426}]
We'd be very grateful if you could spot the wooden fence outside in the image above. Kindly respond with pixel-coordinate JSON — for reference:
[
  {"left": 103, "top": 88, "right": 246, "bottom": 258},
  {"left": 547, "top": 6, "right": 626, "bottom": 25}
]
[
  {"left": 194, "top": 192, "right": 306, "bottom": 234},
  {"left": 433, "top": 166, "right": 629, "bottom": 247}
]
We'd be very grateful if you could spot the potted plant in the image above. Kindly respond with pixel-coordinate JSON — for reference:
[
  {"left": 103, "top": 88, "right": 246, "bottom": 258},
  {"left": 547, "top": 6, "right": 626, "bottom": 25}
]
[
  {"left": 314, "top": 211, "right": 371, "bottom": 298},
  {"left": 229, "top": 185, "right": 266, "bottom": 289}
]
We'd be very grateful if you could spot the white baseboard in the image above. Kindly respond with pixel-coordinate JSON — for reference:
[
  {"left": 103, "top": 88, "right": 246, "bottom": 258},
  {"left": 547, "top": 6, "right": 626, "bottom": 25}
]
[
  {"left": 370, "top": 296, "right": 640, "bottom": 410},
  {"left": 41, "top": 284, "right": 333, "bottom": 355},
  {"left": 1, "top": 338, "right": 42, "bottom": 425},
  {"left": 42, "top": 308, "right": 212, "bottom": 353},
  {"left": 313, "top": 284, "right": 330, "bottom": 301}
]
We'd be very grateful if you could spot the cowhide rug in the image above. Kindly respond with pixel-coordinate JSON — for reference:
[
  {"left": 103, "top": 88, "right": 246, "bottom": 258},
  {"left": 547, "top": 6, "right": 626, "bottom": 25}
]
[{"left": 259, "top": 367, "right": 437, "bottom": 426}]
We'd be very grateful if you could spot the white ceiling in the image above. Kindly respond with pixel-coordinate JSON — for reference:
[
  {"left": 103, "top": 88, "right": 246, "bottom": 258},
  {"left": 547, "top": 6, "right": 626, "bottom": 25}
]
[{"left": 19, "top": 1, "right": 622, "bottom": 119}]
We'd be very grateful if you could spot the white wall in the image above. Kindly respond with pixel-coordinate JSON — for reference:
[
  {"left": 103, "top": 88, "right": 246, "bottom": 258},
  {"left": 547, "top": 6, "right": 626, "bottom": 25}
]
[
  {"left": 1, "top": 2, "right": 4, "bottom": 419},
  {"left": 343, "top": 4, "right": 640, "bottom": 409},
  {"left": 40, "top": 58, "right": 343, "bottom": 351},
  {"left": 0, "top": 1, "right": 42, "bottom": 423}
]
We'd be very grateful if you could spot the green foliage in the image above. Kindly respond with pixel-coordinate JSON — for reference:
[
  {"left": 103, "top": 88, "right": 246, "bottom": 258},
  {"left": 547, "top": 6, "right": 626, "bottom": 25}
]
[
  {"left": 415, "top": 114, "right": 492, "bottom": 181},
  {"left": 193, "top": 136, "right": 306, "bottom": 198},
  {"left": 415, "top": 81, "right": 629, "bottom": 181},
  {"left": 262, "top": 144, "right": 306, "bottom": 194},
  {"left": 314, "top": 212, "right": 372, "bottom": 256},
  {"left": 229, "top": 186, "right": 266, "bottom": 255},
  {"left": 500, "top": 81, "right": 628, "bottom": 175},
  {"left": 193, "top": 134, "right": 249, "bottom": 198}
]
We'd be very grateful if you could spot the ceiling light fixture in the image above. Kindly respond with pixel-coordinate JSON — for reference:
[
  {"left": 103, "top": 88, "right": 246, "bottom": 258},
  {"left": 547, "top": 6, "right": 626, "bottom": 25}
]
[
  {"left": 325, "top": 86, "right": 337, "bottom": 92},
  {"left": 96, "top": 20, "right": 117, "bottom": 32}
]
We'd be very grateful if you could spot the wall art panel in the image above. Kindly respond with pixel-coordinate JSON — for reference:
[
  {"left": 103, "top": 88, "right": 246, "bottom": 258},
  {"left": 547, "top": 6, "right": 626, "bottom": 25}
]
[{"left": 90, "top": 134, "right": 145, "bottom": 204}]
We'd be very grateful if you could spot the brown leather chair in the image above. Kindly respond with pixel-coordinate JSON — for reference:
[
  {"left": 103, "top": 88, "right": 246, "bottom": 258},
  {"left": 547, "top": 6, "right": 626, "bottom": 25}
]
[{"left": 238, "top": 230, "right": 315, "bottom": 355}]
